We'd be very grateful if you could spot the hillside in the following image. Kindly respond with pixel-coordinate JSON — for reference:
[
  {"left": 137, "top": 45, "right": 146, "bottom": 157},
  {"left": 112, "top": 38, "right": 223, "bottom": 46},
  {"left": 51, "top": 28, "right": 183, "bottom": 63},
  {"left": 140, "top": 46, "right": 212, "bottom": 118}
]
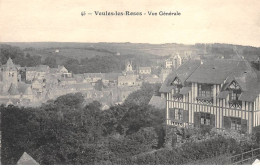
[{"left": 1, "top": 42, "right": 259, "bottom": 73}]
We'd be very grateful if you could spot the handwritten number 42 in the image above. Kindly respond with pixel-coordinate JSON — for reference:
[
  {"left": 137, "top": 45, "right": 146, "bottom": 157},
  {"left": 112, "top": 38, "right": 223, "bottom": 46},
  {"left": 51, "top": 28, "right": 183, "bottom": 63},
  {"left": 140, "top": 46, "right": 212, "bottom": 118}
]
[{"left": 81, "top": 11, "right": 86, "bottom": 16}]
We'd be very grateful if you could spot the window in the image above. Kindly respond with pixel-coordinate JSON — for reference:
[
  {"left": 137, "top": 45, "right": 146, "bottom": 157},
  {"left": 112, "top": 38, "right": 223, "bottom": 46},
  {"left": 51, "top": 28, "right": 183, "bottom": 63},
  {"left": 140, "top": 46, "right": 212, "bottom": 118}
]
[
  {"left": 174, "top": 109, "right": 183, "bottom": 120},
  {"left": 231, "top": 117, "right": 241, "bottom": 131},
  {"left": 200, "top": 113, "right": 211, "bottom": 125},
  {"left": 198, "top": 84, "right": 213, "bottom": 97},
  {"left": 174, "top": 87, "right": 181, "bottom": 94},
  {"left": 228, "top": 82, "right": 241, "bottom": 101},
  {"left": 171, "top": 77, "right": 182, "bottom": 94},
  {"left": 228, "top": 81, "right": 242, "bottom": 108}
]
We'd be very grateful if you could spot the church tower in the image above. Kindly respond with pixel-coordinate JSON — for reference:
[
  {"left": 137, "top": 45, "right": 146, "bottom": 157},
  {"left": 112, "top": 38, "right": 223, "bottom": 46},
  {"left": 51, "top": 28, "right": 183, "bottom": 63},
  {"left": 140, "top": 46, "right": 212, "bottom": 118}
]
[
  {"left": 2, "top": 58, "right": 18, "bottom": 92},
  {"left": 173, "top": 52, "right": 182, "bottom": 69},
  {"left": 125, "top": 61, "right": 133, "bottom": 72}
]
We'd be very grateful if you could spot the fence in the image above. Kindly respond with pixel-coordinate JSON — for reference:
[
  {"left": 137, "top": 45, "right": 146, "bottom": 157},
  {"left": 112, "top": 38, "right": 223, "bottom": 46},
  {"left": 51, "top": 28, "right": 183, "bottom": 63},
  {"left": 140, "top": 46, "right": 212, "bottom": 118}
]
[{"left": 230, "top": 147, "right": 260, "bottom": 165}]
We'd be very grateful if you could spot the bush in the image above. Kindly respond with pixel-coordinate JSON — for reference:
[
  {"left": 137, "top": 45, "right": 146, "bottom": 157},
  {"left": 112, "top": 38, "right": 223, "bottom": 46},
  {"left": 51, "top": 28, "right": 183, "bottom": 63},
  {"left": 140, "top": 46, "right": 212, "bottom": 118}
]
[{"left": 122, "top": 135, "right": 256, "bottom": 165}]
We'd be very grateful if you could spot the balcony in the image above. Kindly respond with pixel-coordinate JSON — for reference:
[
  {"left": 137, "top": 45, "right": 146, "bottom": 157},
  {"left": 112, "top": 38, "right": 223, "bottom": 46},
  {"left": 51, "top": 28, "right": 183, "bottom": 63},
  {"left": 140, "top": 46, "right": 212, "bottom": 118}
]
[
  {"left": 229, "top": 100, "right": 242, "bottom": 108},
  {"left": 196, "top": 96, "right": 213, "bottom": 104},
  {"left": 172, "top": 93, "right": 183, "bottom": 101}
]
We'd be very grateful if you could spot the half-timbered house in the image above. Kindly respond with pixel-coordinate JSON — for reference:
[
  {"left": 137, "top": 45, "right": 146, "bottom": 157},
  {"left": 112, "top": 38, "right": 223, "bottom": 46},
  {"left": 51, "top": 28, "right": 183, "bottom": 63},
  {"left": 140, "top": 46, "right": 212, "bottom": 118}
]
[{"left": 160, "top": 59, "right": 260, "bottom": 134}]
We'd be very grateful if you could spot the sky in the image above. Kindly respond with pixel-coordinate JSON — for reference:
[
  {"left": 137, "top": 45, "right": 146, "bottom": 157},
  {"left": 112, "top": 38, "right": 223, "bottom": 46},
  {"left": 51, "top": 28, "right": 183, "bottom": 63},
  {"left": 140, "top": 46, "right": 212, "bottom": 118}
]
[{"left": 0, "top": 0, "right": 260, "bottom": 47}]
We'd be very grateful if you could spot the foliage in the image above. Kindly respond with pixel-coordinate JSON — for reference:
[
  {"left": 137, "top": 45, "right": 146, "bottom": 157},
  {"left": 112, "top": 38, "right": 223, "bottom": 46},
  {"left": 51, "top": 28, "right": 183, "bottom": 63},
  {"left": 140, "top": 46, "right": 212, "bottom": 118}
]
[
  {"left": 124, "top": 135, "right": 258, "bottom": 165},
  {"left": 42, "top": 56, "right": 57, "bottom": 68},
  {"left": 124, "top": 83, "right": 161, "bottom": 106},
  {"left": 0, "top": 44, "right": 41, "bottom": 67},
  {"left": 1, "top": 93, "right": 165, "bottom": 165},
  {"left": 108, "top": 127, "right": 158, "bottom": 158},
  {"left": 54, "top": 92, "right": 84, "bottom": 108},
  {"left": 2, "top": 90, "right": 259, "bottom": 165}
]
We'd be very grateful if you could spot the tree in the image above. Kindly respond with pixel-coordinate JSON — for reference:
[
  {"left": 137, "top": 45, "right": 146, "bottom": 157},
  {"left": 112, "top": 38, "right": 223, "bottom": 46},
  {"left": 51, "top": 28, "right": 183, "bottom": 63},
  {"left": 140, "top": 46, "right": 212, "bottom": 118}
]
[
  {"left": 124, "top": 83, "right": 161, "bottom": 106},
  {"left": 54, "top": 92, "right": 84, "bottom": 109},
  {"left": 43, "top": 56, "right": 57, "bottom": 68}
]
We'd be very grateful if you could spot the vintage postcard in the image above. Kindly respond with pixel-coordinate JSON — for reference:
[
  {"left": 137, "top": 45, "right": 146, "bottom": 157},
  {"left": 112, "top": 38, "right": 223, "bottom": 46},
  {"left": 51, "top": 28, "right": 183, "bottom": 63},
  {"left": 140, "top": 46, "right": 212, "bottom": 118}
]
[{"left": 0, "top": 0, "right": 260, "bottom": 165}]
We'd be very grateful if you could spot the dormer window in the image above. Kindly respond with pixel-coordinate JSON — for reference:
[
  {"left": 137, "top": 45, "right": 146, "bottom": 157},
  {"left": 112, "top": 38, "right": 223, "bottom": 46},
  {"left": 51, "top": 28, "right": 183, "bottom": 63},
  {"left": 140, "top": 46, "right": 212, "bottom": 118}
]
[
  {"left": 171, "top": 77, "right": 182, "bottom": 94},
  {"left": 228, "top": 81, "right": 242, "bottom": 108}
]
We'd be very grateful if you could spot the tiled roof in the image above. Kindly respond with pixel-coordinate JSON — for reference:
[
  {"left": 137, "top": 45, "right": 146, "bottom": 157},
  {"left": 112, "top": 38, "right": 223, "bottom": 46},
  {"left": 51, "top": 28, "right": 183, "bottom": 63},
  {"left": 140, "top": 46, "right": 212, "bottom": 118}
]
[
  {"left": 159, "top": 59, "right": 200, "bottom": 93},
  {"left": 159, "top": 72, "right": 176, "bottom": 93},
  {"left": 186, "top": 59, "right": 255, "bottom": 84},
  {"left": 176, "top": 60, "right": 201, "bottom": 83},
  {"left": 6, "top": 57, "right": 16, "bottom": 68},
  {"left": 217, "top": 91, "right": 229, "bottom": 99},
  {"left": 239, "top": 91, "right": 257, "bottom": 102},
  {"left": 179, "top": 87, "right": 191, "bottom": 95},
  {"left": 8, "top": 84, "right": 19, "bottom": 95}
]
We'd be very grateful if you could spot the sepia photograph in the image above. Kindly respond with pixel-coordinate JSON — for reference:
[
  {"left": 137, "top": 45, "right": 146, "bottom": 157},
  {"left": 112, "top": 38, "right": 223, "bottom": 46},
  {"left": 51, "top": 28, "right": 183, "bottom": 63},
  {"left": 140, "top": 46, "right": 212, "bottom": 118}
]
[{"left": 0, "top": 0, "right": 260, "bottom": 165}]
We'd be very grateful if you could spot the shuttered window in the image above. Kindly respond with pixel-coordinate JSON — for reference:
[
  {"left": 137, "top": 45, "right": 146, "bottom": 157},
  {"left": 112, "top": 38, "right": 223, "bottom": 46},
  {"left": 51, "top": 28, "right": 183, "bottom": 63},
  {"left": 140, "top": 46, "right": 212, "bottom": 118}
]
[
  {"left": 200, "top": 112, "right": 211, "bottom": 125},
  {"left": 231, "top": 117, "right": 241, "bottom": 131},
  {"left": 173, "top": 108, "right": 183, "bottom": 120},
  {"left": 169, "top": 108, "right": 175, "bottom": 120},
  {"left": 224, "top": 116, "right": 247, "bottom": 133},
  {"left": 194, "top": 112, "right": 215, "bottom": 127},
  {"left": 169, "top": 108, "right": 189, "bottom": 123},
  {"left": 182, "top": 110, "right": 189, "bottom": 123}
]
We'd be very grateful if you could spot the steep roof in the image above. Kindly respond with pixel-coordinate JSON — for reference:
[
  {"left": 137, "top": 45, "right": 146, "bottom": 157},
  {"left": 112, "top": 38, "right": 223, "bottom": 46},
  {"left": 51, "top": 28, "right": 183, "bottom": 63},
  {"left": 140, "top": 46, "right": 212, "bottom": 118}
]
[
  {"left": 57, "top": 65, "right": 67, "bottom": 72},
  {"left": 217, "top": 91, "right": 229, "bottom": 99},
  {"left": 186, "top": 59, "right": 260, "bottom": 102},
  {"left": 2, "top": 57, "right": 17, "bottom": 70},
  {"left": 24, "top": 86, "right": 33, "bottom": 95},
  {"left": 17, "top": 152, "right": 39, "bottom": 165},
  {"left": 175, "top": 60, "right": 201, "bottom": 83},
  {"left": 186, "top": 59, "right": 256, "bottom": 84},
  {"left": 8, "top": 83, "right": 19, "bottom": 95},
  {"left": 159, "top": 59, "right": 200, "bottom": 93},
  {"left": 6, "top": 57, "right": 15, "bottom": 67},
  {"left": 148, "top": 95, "right": 166, "bottom": 109},
  {"left": 179, "top": 87, "right": 191, "bottom": 95}
]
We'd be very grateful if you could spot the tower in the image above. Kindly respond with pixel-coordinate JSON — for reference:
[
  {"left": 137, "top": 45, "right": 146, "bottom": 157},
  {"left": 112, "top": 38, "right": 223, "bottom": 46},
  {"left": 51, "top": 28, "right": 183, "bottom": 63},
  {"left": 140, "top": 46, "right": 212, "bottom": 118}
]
[
  {"left": 2, "top": 58, "right": 18, "bottom": 92},
  {"left": 125, "top": 61, "right": 133, "bottom": 72},
  {"left": 173, "top": 52, "right": 182, "bottom": 69}
]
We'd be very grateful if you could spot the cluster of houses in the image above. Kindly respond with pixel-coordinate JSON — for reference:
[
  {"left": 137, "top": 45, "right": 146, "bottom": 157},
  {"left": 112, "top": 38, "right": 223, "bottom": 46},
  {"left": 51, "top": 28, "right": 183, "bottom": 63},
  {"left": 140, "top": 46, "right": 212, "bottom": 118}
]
[{"left": 0, "top": 53, "right": 183, "bottom": 108}]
